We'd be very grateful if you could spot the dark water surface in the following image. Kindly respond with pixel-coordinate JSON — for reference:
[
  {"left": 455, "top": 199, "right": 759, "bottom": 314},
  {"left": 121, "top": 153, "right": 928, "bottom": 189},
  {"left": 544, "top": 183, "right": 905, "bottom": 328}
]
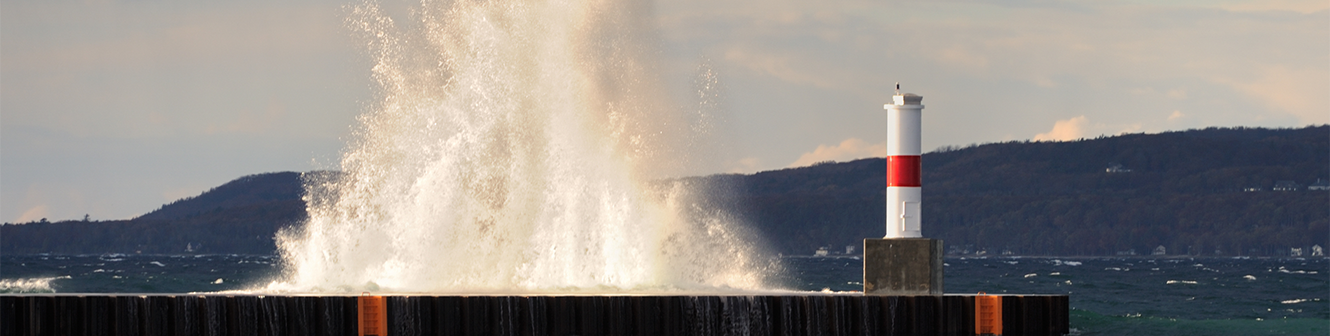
[
  {"left": 1, "top": 254, "right": 283, "bottom": 294},
  {"left": 4, "top": 254, "right": 1326, "bottom": 335},
  {"left": 779, "top": 256, "right": 1327, "bottom": 335}
]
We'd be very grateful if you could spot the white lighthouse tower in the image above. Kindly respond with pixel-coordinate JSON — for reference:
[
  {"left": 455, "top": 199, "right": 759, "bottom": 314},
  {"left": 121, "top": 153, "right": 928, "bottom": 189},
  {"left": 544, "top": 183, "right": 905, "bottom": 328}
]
[
  {"left": 884, "top": 89, "right": 923, "bottom": 238},
  {"left": 863, "top": 84, "right": 943, "bottom": 295}
]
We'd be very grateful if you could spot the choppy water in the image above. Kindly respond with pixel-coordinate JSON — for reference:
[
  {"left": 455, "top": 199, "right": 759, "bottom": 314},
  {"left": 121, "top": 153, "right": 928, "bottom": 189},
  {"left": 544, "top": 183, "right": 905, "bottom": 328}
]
[
  {"left": 1, "top": 254, "right": 282, "bottom": 294},
  {"left": 780, "top": 256, "right": 1328, "bottom": 335},
  {"left": 3, "top": 255, "right": 1325, "bottom": 335}
]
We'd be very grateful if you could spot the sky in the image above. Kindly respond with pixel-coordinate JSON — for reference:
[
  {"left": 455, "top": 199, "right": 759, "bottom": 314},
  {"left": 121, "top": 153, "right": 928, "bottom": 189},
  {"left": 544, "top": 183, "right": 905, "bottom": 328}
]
[{"left": 2, "top": 0, "right": 1327, "bottom": 222}]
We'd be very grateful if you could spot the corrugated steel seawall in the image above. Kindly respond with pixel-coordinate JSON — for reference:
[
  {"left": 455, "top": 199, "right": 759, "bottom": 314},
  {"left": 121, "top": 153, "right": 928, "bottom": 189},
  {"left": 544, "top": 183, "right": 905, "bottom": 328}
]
[{"left": 0, "top": 294, "right": 1068, "bottom": 336}]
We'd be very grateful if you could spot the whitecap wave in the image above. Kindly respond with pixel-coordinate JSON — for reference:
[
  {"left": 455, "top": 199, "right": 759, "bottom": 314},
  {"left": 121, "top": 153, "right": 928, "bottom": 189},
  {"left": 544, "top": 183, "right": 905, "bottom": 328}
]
[
  {"left": 1277, "top": 266, "right": 1310, "bottom": 274},
  {"left": 1052, "top": 260, "right": 1082, "bottom": 266},
  {"left": 0, "top": 276, "right": 71, "bottom": 293}
]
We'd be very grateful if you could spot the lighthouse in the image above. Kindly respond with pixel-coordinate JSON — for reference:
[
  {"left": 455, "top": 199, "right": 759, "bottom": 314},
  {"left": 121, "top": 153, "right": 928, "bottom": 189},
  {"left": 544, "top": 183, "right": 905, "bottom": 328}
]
[
  {"left": 863, "top": 84, "right": 944, "bottom": 295},
  {"left": 884, "top": 89, "right": 923, "bottom": 238}
]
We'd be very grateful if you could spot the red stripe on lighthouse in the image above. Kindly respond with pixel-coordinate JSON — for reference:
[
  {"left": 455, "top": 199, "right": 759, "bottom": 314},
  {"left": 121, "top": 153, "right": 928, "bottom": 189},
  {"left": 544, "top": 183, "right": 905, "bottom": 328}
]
[{"left": 887, "top": 155, "right": 921, "bottom": 187}]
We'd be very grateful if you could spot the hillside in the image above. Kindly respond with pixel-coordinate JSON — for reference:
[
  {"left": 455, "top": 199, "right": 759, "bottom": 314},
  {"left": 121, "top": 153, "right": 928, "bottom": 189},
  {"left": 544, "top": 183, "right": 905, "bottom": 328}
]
[
  {"left": 136, "top": 172, "right": 306, "bottom": 221},
  {"left": 1, "top": 172, "right": 312, "bottom": 254},
  {"left": 724, "top": 126, "right": 1328, "bottom": 256},
  {"left": 3, "top": 126, "right": 1326, "bottom": 256}
]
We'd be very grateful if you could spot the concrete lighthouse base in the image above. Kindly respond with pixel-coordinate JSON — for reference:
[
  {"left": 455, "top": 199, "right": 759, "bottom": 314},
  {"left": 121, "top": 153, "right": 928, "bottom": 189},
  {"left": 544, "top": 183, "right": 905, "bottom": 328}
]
[{"left": 864, "top": 238, "right": 944, "bottom": 295}]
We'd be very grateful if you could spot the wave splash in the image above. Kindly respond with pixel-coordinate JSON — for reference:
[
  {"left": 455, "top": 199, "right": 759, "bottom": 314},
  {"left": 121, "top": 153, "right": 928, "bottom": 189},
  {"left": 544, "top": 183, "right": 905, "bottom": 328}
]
[
  {"left": 0, "top": 276, "right": 70, "bottom": 293},
  {"left": 268, "top": 0, "right": 773, "bottom": 293}
]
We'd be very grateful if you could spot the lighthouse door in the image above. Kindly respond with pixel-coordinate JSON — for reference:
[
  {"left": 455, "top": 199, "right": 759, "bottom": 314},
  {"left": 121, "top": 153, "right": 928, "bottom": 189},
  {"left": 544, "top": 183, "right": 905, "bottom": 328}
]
[{"left": 901, "top": 201, "right": 921, "bottom": 234}]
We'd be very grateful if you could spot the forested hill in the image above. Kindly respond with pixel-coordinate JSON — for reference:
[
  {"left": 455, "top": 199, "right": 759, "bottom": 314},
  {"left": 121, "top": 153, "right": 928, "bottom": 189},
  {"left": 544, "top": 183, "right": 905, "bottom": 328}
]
[
  {"left": 719, "top": 125, "right": 1328, "bottom": 256},
  {"left": 1, "top": 172, "right": 313, "bottom": 254},
  {"left": 2, "top": 126, "right": 1326, "bottom": 256},
  {"left": 925, "top": 126, "right": 1325, "bottom": 195},
  {"left": 135, "top": 172, "right": 305, "bottom": 221}
]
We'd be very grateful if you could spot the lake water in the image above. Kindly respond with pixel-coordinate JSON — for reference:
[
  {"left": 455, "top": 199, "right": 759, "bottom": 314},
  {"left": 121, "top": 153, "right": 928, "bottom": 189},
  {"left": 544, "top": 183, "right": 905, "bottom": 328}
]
[{"left": 3, "top": 254, "right": 1325, "bottom": 335}]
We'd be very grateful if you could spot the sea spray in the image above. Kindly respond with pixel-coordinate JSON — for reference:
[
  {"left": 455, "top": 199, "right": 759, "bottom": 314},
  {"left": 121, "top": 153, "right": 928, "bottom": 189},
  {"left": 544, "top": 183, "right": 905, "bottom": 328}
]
[
  {"left": 0, "top": 276, "right": 69, "bottom": 293},
  {"left": 270, "top": 0, "right": 774, "bottom": 293}
]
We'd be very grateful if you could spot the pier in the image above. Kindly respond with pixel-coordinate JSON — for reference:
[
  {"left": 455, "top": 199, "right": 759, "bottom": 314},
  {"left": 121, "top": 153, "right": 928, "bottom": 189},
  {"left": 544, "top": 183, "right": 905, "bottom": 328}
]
[{"left": 2, "top": 294, "right": 1067, "bottom": 335}]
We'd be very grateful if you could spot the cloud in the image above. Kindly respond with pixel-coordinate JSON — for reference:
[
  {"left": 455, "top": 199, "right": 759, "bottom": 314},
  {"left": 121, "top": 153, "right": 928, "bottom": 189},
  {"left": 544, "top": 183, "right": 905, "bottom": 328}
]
[
  {"left": 1168, "top": 110, "right": 1186, "bottom": 121},
  {"left": 659, "top": 0, "right": 1326, "bottom": 149},
  {"left": 1217, "top": 0, "right": 1330, "bottom": 14},
  {"left": 1118, "top": 123, "right": 1143, "bottom": 135},
  {"left": 1216, "top": 65, "right": 1330, "bottom": 125},
  {"left": 1166, "top": 89, "right": 1188, "bottom": 100},
  {"left": 0, "top": 1, "right": 360, "bottom": 139},
  {"left": 4, "top": 0, "right": 1326, "bottom": 222},
  {"left": 14, "top": 205, "right": 49, "bottom": 223},
  {"left": 936, "top": 45, "right": 990, "bottom": 71},
  {"left": 789, "top": 138, "right": 886, "bottom": 168},
  {"left": 723, "top": 47, "right": 834, "bottom": 89},
  {"left": 1, "top": 1, "right": 364, "bottom": 221},
  {"left": 1033, "top": 116, "right": 1089, "bottom": 142},
  {"left": 727, "top": 157, "right": 764, "bottom": 174}
]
